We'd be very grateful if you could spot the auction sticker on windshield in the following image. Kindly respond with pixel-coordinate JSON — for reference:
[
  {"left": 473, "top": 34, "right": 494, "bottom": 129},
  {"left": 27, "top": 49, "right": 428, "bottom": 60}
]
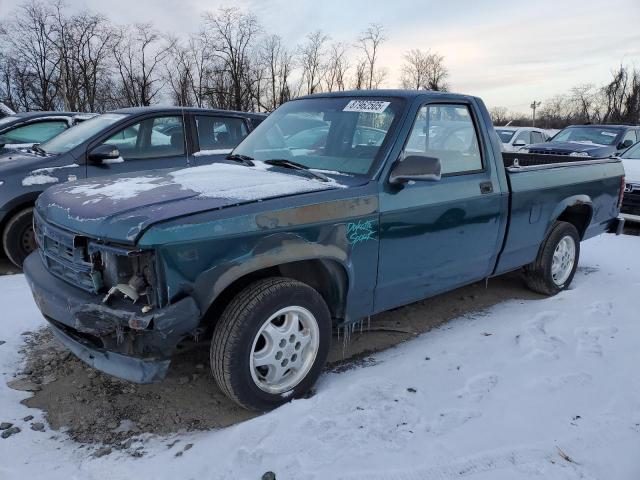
[{"left": 343, "top": 100, "right": 390, "bottom": 114}]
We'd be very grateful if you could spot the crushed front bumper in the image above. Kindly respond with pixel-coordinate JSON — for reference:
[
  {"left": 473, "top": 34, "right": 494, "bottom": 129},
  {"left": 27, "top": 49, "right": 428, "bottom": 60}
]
[{"left": 23, "top": 253, "right": 201, "bottom": 383}]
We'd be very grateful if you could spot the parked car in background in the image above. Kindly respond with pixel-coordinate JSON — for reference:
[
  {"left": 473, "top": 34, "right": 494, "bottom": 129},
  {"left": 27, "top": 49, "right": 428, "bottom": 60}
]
[
  {"left": 521, "top": 124, "right": 640, "bottom": 158},
  {"left": 23, "top": 90, "right": 625, "bottom": 411},
  {"left": 494, "top": 126, "right": 549, "bottom": 152},
  {"left": 0, "top": 112, "right": 97, "bottom": 155},
  {"left": 0, "top": 103, "right": 15, "bottom": 119},
  {"left": 0, "top": 106, "right": 266, "bottom": 267},
  {"left": 619, "top": 141, "right": 640, "bottom": 222}
]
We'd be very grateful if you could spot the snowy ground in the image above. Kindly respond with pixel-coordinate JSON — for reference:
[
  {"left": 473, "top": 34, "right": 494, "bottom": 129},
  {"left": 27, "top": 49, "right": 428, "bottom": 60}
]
[{"left": 1, "top": 233, "right": 639, "bottom": 480}]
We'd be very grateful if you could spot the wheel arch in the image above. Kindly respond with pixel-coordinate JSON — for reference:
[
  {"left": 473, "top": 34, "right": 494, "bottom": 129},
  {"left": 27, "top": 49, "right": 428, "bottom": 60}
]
[
  {"left": 549, "top": 195, "right": 593, "bottom": 240},
  {"left": 199, "top": 256, "right": 350, "bottom": 334}
]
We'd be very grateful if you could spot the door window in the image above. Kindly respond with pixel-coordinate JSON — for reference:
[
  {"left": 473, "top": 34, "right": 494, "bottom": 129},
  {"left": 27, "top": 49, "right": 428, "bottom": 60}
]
[
  {"left": 102, "top": 116, "right": 185, "bottom": 159},
  {"left": 0, "top": 120, "right": 68, "bottom": 145},
  {"left": 405, "top": 104, "right": 482, "bottom": 175},
  {"left": 195, "top": 116, "right": 248, "bottom": 151}
]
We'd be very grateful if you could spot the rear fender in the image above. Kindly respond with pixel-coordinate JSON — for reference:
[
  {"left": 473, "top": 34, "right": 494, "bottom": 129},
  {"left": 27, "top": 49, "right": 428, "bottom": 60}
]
[{"left": 547, "top": 195, "right": 593, "bottom": 239}]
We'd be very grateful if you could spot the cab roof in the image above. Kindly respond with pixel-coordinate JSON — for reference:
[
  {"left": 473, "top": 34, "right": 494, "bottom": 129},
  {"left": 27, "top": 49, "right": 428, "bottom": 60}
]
[{"left": 297, "top": 89, "right": 476, "bottom": 102}]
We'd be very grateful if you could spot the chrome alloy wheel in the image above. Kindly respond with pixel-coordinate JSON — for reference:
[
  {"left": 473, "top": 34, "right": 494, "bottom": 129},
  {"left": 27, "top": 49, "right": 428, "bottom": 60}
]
[
  {"left": 551, "top": 235, "right": 576, "bottom": 285},
  {"left": 249, "top": 306, "right": 320, "bottom": 394}
]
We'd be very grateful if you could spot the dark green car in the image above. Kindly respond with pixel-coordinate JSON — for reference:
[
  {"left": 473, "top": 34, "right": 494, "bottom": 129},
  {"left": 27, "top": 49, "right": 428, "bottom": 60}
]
[{"left": 24, "top": 90, "right": 625, "bottom": 411}]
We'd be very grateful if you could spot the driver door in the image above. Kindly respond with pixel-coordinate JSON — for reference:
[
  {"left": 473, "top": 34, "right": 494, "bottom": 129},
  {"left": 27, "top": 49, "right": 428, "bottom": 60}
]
[{"left": 375, "top": 102, "right": 503, "bottom": 312}]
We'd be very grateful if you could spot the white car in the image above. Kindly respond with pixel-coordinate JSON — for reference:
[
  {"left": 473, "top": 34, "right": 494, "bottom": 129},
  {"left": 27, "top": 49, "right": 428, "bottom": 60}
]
[
  {"left": 620, "top": 141, "right": 640, "bottom": 223},
  {"left": 494, "top": 126, "right": 549, "bottom": 152}
]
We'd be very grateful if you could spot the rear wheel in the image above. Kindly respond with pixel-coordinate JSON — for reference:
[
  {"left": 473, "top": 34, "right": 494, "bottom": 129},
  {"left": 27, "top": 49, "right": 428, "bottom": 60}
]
[
  {"left": 524, "top": 221, "right": 580, "bottom": 296},
  {"left": 2, "top": 207, "right": 36, "bottom": 268},
  {"left": 210, "top": 277, "right": 331, "bottom": 411}
]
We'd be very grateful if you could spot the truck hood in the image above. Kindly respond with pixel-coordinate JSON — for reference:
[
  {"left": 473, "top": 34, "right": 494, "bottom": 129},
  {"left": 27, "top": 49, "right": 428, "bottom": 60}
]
[
  {"left": 526, "top": 141, "right": 616, "bottom": 157},
  {"left": 36, "top": 162, "right": 349, "bottom": 243}
]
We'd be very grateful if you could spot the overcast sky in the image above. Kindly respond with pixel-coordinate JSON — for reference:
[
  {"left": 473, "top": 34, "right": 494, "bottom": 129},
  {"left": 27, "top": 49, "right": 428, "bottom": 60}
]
[{"left": 2, "top": 0, "right": 639, "bottom": 114}]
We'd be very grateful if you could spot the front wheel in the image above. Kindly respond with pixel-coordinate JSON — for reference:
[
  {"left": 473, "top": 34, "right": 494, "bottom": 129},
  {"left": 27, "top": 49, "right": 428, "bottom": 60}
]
[
  {"left": 2, "top": 207, "right": 36, "bottom": 268},
  {"left": 524, "top": 221, "right": 580, "bottom": 296},
  {"left": 210, "top": 277, "right": 331, "bottom": 411}
]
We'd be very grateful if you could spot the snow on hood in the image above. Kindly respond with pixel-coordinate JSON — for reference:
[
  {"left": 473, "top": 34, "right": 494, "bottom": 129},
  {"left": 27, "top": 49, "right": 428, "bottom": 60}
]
[
  {"left": 168, "top": 163, "right": 343, "bottom": 201},
  {"left": 37, "top": 162, "right": 347, "bottom": 243}
]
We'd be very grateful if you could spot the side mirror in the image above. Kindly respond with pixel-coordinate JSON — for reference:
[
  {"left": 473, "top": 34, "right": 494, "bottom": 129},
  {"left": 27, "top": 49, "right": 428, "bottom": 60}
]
[
  {"left": 513, "top": 140, "right": 527, "bottom": 147},
  {"left": 389, "top": 155, "right": 441, "bottom": 184},
  {"left": 619, "top": 139, "right": 634, "bottom": 150},
  {"left": 88, "top": 144, "right": 120, "bottom": 164}
]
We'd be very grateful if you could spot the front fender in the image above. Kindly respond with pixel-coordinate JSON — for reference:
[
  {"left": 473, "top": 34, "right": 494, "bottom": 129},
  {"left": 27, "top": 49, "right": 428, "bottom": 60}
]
[{"left": 193, "top": 230, "right": 353, "bottom": 313}]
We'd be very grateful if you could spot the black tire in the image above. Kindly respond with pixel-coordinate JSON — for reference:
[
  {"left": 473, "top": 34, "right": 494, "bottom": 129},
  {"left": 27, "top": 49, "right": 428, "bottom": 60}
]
[
  {"left": 210, "top": 277, "right": 332, "bottom": 411},
  {"left": 2, "top": 207, "right": 36, "bottom": 268},
  {"left": 524, "top": 221, "right": 580, "bottom": 296}
]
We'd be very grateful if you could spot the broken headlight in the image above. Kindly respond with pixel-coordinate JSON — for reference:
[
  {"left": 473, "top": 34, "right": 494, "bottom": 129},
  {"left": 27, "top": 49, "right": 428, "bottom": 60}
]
[{"left": 89, "top": 246, "right": 158, "bottom": 309}]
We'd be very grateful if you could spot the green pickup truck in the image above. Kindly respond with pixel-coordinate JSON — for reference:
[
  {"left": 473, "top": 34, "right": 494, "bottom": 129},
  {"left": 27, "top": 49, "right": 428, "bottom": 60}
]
[{"left": 24, "top": 90, "right": 625, "bottom": 411}]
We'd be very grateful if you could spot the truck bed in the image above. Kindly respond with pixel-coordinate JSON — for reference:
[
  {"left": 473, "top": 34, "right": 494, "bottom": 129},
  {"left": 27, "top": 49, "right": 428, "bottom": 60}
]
[{"left": 494, "top": 153, "right": 624, "bottom": 276}]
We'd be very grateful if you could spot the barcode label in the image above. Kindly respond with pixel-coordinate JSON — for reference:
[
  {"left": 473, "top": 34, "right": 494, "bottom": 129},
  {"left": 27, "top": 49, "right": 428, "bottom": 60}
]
[{"left": 343, "top": 100, "right": 390, "bottom": 114}]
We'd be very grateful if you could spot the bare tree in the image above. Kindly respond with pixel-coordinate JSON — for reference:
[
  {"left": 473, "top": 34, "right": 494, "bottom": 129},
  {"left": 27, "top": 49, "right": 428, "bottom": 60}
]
[
  {"left": 260, "top": 34, "right": 293, "bottom": 110},
  {"left": 568, "top": 84, "right": 602, "bottom": 123},
  {"left": 400, "top": 49, "right": 449, "bottom": 91},
  {"left": 202, "top": 7, "right": 262, "bottom": 111},
  {"left": 356, "top": 23, "right": 385, "bottom": 90},
  {"left": 324, "top": 42, "right": 349, "bottom": 92},
  {"left": 297, "top": 30, "right": 329, "bottom": 95},
  {"left": 601, "top": 65, "right": 640, "bottom": 124},
  {"left": 489, "top": 106, "right": 509, "bottom": 125},
  {"left": 3, "top": 0, "right": 61, "bottom": 110},
  {"left": 52, "top": 6, "right": 114, "bottom": 111},
  {"left": 352, "top": 59, "right": 367, "bottom": 90},
  {"left": 111, "top": 23, "right": 173, "bottom": 107},
  {"left": 165, "top": 40, "right": 195, "bottom": 106}
]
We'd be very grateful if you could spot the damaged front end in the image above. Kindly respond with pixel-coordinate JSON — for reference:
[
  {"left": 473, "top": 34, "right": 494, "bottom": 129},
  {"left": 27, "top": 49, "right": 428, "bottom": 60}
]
[{"left": 25, "top": 211, "right": 201, "bottom": 383}]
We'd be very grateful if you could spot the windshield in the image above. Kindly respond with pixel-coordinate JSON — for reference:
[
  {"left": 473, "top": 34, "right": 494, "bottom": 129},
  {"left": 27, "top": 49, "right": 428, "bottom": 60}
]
[
  {"left": 40, "top": 113, "right": 127, "bottom": 153},
  {"left": 495, "top": 129, "right": 516, "bottom": 143},
  {"left": 232, "top": 97, "right": 404, "bottom": 175},
  {"left": 551, "top": 127, "right": 621, "bottom": 146},
  {"left": 621, "top": 141, "right": 640, "bottom": 159}
]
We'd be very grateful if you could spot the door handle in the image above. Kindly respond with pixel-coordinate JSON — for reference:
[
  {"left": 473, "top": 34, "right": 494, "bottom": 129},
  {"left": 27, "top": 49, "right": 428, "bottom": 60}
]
[{"left": 479, "top": 181, "right": 493, "bottom": 194}]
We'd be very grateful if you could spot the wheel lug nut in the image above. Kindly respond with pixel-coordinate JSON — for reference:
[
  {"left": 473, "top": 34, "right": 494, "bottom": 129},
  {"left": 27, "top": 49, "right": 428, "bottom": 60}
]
[
  {"left": 279, "top": 339, "right": 286, "bottom": 348},
  {"left": 275, "top": 351, "right": 283, "bottom": 360},
  {"left": 281, "top": 359, "right": 288, "bottom": 367},
  {"left": 295, "top": 341, "right": 301, "bottom": 350},
  {"left": 289, "top": 334, "right": 296, "bottom": 343},
  {"left": 291, "top": 353, "right": 297, "bottom": 362}
]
